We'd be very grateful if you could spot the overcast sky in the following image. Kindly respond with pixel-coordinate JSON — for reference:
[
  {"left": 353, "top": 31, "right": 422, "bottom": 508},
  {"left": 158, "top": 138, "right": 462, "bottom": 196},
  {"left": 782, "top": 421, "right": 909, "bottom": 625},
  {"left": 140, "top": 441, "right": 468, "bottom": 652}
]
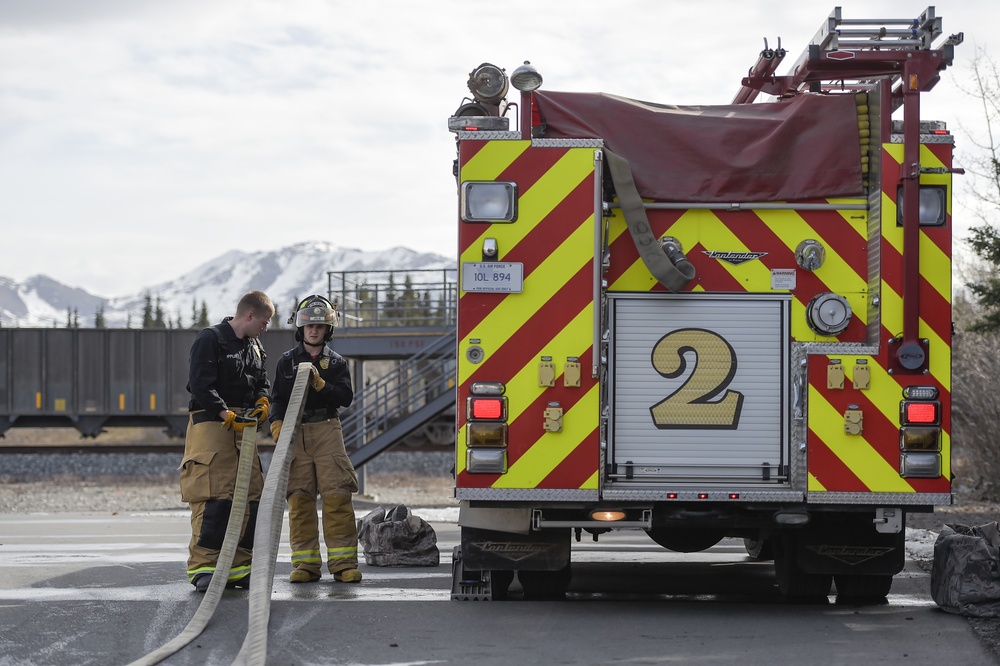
[{"left": 0, "top": 1, "right": 995, "bottom": 296}]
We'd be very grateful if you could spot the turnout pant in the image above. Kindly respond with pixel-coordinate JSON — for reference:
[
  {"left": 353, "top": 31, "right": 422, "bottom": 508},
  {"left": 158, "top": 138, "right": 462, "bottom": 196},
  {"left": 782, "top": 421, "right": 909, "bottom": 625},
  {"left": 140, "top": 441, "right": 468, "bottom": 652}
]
[
  {"left": 286, "top": 418, "right": 360, "bottom": 576},
  {"left": 179, "top": 413, "right": 264, "bottom": 583}
]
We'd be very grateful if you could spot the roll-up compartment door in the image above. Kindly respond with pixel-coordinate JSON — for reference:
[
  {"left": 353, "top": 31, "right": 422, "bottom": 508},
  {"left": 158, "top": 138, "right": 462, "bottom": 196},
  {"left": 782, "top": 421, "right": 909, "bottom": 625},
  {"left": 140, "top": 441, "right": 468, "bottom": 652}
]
[{"left": 609, "top": 293, "right": 790, "bottom": 486}]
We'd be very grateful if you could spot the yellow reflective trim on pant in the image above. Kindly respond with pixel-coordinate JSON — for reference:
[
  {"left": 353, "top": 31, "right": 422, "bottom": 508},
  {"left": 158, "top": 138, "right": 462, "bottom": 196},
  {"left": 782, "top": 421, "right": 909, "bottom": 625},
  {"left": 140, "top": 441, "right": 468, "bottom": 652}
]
[
  {"left": 291, "top": 549, "right": 322, "bottom": 564},
  {"left": 187, "top": 565, "right": 216, "bottom": 582},
  {"left": 327, "top": 546, "right": 358, "bottom": 561},
  {"left": 228, "top": 565, "right": 251, "bottom": 581}
]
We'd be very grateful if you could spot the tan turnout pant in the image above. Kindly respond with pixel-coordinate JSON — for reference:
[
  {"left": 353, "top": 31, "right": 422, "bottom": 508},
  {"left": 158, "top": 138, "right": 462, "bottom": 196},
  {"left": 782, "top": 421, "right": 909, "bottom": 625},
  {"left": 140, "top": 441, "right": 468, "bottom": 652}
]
[
  {"left": 286, "top": 418, "right": 360, "bottom": 576},
  {"left": 179, "top": 413, "right": 264, "bottom": 583}
]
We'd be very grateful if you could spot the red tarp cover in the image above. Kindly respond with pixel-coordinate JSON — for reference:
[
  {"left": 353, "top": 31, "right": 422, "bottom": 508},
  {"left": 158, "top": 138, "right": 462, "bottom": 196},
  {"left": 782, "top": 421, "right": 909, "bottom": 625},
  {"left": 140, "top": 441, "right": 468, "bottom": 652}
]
[{"left": 532, "top": 90, "right": 864, "bottom": 203}]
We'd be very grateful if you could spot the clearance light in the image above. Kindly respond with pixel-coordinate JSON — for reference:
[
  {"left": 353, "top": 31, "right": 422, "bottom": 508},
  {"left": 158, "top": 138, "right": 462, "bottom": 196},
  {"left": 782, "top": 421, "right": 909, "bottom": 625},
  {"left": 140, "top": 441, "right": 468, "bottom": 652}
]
[
  {"left": 590, "top": 509, "right": 627, "bottom": 522},
  {"left": 461, "top": 181, "right": 518, "bottom": 222},
  {"left": 900, "top": 426, "right": 941, "bottom": 451},
  {"left": 470, "top": 381, "right": 505, "bottom": 396},
  {"left": 728, "top": 493, "right": 740, "bottom": 500},
  {"left": 900, "top": 400, "right": 940, "bottom": 425},
  {"left": 467, "top": 421, "right": 507, "bottom": 447},
  {"left": 468, "top": 396, "right": 506, "bottom": 420},
  {"left": 467, "top": 448, "right": 506, "bottom": 474},
  {"left": 666, "top": 493, "right": 678, "bottom": 499},
  {"left": 900, "top": 452, "right": 941, "bottom": 478},
  {"left": 698, "top": 493, "right": 709, "bottom": 500}
]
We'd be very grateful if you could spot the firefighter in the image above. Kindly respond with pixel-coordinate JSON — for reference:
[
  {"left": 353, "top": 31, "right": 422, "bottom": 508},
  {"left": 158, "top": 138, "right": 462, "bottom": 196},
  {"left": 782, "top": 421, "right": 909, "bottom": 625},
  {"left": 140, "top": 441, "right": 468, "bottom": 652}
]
[
  {"left": 269, "top": 295, "right": 361, "bottom": 583},
  {"left": 180, "top": 290, "right": 274, "bottom": 593}
]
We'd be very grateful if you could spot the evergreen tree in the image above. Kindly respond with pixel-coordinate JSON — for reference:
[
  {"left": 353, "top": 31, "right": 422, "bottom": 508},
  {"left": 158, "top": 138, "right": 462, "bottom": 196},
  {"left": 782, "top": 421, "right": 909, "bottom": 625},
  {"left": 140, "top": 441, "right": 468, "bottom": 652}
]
[
  {"left": 95, "top": 305, "right": 105, "bottom": 329},
  {"left": 142, "top": 292, "right": 154, "bottom": 328},
  {"left": 198, "top": 301, "right": 210, "bottom": 328},
  {"left": 153, "top": 296, "right": 166, "bottom": 329},
  {"left": 66, "top": 307, "right": 72, "bottom": 329},
  {"left": 190, "top": 299, "right": 199, "bottom": 329}
]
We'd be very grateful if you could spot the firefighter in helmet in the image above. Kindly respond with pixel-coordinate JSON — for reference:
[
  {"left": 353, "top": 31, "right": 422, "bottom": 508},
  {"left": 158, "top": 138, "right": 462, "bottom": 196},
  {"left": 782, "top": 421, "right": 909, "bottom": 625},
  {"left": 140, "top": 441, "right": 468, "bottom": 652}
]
[{"left": 269, "top": 295, "right": 361, "bottom": 583}]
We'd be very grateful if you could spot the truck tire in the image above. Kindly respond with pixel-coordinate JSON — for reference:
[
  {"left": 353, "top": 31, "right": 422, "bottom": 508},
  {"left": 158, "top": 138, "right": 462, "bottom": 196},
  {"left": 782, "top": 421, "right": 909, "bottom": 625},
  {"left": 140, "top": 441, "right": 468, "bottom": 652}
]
[
  {"left": 519, "top": 564, "right": 572, "bottom": 600},
  {"left": 743, "top": 535, "right": 774, "bottom": 561},
  {"left": 834, "top": 573, "right": 893, "bottom": 600},
  {"left": 774, "top": 536, "right": 832, "bottom": 598}
]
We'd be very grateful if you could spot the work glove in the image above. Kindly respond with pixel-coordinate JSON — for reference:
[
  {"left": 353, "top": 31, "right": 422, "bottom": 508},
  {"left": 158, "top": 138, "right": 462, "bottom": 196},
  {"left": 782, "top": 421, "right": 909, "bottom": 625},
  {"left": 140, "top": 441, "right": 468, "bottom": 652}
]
[
  {"left": 270, "top": 419, "right": 282, "bottom": 442},
  {"left": 248, "top": 396, "right": 270, "bottom": 426},
  {"left": 309, "top": 365, "right": 326, "bottom": 392},
  {"left": 223, "top": 410, "right": 257, "bottom": 432}
]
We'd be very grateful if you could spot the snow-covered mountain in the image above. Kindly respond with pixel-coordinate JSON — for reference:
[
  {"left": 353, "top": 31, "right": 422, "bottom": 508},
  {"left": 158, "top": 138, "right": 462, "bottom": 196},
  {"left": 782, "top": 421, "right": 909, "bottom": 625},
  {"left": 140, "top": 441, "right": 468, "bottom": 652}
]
[{"left": 0, "top": 242, "right": 454, "bottom": 328}]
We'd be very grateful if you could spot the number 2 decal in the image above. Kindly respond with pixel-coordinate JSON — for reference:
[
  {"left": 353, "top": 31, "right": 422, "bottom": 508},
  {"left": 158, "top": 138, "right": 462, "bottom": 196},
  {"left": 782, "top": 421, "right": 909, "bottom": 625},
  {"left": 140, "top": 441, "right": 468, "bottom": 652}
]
[{"left": 648, "top": 328, "right": 744, "bottom": 429}]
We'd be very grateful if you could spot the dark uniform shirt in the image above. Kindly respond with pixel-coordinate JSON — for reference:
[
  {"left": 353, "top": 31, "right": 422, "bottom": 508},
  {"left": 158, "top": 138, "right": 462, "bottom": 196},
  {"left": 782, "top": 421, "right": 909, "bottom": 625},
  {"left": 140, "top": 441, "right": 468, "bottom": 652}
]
[
  {"left": 187, "top": 320, "right": 270, "bottom": 418},
  {"left": 269, "top": 342, "right": 353, "bottom": 423}
]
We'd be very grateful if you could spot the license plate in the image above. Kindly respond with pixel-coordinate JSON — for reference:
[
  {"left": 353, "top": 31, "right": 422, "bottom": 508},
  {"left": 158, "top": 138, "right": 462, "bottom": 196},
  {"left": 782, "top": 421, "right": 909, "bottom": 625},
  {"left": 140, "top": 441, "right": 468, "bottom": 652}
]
[{"left": 462, "top": 262, "right": 524, "bottom": 293}]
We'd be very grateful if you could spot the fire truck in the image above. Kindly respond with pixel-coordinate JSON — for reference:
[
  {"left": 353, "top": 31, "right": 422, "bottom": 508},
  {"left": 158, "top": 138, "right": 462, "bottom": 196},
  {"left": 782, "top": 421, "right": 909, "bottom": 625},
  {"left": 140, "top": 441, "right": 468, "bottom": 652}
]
[{"left": 448, "top": 7, "right": 962, "bottom": 600}]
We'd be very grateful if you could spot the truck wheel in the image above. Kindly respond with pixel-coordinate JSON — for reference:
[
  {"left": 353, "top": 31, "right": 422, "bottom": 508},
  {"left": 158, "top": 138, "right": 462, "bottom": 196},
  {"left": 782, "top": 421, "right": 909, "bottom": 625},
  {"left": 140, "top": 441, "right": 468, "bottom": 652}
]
[
  {"left": 519, "top": 564, "right": 572, "bottom": 600},
  {"left": 743, "top": 536, "right": 774, "bottom": 561},
  {"left": 774, "top": 537, "right": 832, "bottom": 598},
  {"left": 834, "top": 573, "right": 893, "bottom": 600}
]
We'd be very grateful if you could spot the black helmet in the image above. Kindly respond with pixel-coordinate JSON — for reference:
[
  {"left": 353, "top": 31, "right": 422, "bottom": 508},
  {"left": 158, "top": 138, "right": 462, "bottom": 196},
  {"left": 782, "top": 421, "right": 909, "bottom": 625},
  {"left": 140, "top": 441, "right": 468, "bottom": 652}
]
[{"left": 289, "top": 294, "right": 339, "bottom": 342}]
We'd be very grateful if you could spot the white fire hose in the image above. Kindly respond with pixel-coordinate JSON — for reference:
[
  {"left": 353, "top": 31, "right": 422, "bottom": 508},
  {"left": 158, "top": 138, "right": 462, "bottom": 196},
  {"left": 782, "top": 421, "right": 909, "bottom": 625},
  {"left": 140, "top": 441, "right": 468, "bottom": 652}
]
[{"left": 128, "top": 362, "right": 312, "bottom": 666}]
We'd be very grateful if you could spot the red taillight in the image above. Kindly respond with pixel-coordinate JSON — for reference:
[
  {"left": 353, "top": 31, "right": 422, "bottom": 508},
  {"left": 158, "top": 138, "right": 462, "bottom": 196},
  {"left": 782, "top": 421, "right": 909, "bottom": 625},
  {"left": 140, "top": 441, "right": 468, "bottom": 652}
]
[
  {"left": 901, "top": 400, "right": 940, "bottom": 425},
  {"left": 470, "top": 397, "right": 504, "bottom": 420}
]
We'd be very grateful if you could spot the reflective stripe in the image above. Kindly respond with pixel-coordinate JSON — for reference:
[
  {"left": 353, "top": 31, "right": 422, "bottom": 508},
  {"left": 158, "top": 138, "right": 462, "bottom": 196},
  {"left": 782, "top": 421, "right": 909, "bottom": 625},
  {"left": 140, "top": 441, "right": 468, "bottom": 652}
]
[
  {"left": 291, "top": 549, "right": 322, "bottom": 564},
  {"left": 327, "top": 546, "right": 358, "bottom": 562}
]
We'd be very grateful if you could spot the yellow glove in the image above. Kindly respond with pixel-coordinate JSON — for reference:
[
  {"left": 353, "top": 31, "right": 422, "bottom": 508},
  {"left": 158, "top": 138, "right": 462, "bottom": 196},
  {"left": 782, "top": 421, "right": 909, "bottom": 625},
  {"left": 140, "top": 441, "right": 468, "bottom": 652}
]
[
  {"left": 248, "top": 396, "right": 270, "bottom": 425},
  {"left": 270, "top": 420, "right": 282, "bottom": 441},
  {"left": 310, "top": 365, "right": 326, "bottom": 392},
  {"left": 222, "top": 410, "right": 256, "bottom": 432}
]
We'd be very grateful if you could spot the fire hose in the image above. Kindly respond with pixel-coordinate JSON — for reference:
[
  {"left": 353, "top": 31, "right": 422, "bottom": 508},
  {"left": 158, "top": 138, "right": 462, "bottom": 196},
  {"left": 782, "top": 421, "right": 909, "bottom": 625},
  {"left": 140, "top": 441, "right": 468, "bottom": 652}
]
[{"left": 128, "top": 362, "right": 312, "bottom": 666}]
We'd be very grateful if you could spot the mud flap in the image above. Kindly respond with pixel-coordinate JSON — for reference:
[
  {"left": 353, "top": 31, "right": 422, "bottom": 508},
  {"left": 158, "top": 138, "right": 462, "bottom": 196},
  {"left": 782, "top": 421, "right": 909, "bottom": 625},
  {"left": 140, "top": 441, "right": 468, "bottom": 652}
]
[
  {"left": 793, "top": 515, "right": 904, "bottom": 576},
  {"left": 461, "top": 526, "right": 570, "bottom": 571}
]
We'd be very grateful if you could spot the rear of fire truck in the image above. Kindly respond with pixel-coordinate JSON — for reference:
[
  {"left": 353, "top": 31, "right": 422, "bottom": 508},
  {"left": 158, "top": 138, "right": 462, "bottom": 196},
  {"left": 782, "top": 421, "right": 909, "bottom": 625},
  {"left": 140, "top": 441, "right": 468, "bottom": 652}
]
[{"left": 449, "top": 7, "right": 962, "bottom": 600}]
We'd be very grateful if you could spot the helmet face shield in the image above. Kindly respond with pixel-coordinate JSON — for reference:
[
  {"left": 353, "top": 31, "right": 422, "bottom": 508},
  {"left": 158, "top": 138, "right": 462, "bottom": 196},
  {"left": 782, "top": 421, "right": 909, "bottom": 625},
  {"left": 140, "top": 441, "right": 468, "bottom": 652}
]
[
  {"left": 291, "top": 295, "right": 339, "bottom": 341},
  {"left": 294, "top": 303, "right": 339, "bottom": 329}
]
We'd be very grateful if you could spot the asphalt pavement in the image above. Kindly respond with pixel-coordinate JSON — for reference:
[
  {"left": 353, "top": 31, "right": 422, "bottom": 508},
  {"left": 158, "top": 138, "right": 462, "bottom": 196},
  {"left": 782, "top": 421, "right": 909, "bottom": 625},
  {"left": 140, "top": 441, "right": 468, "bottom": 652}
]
[{"left": 0, "top": 507, "right": 995, "bottom": 666}]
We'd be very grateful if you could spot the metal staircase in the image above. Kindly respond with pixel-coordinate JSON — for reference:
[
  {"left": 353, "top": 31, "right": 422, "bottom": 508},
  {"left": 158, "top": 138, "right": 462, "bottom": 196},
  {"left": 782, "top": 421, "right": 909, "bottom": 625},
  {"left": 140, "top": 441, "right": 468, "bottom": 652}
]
[{"left": 341, "top": 331, "right": 456, "bottom": 468}]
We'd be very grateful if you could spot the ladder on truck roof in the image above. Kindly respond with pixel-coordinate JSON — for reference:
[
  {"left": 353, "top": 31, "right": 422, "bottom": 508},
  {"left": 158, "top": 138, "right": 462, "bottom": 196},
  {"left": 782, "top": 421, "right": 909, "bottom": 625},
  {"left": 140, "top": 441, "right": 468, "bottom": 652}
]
[
  {"left": 734, "top": 5, "right": 963, "bottom": 378},
  {"left": 732, "top": 6, "right": 963, "bottom": 104}
]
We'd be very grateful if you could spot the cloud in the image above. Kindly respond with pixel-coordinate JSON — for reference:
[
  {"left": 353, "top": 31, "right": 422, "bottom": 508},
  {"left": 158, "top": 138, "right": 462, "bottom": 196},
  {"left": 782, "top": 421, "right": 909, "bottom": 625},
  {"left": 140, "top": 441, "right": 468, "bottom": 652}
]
[{"left": 0, "top": 0, "right": 993, "bottom": 294}]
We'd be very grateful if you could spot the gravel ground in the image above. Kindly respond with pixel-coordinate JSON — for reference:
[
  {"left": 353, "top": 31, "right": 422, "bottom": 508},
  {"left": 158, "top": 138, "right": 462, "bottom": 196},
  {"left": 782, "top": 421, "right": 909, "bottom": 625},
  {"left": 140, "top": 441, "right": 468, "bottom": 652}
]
[
  {"left": 0, "top": 450, "right": 457, "bottom": 513},
  {"left": 0, "top": 450, "right": 997, "bottom": 659}
]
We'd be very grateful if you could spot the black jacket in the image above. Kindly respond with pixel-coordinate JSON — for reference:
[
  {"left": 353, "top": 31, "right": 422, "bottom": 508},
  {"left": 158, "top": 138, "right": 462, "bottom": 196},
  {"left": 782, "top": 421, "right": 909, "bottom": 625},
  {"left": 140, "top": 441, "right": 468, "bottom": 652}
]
[
  {"left": 269, "top": 342, "right": 353, "bottom": 423},
  {"left": 187, "top": 320, "right": 270, "bottom": 417}
]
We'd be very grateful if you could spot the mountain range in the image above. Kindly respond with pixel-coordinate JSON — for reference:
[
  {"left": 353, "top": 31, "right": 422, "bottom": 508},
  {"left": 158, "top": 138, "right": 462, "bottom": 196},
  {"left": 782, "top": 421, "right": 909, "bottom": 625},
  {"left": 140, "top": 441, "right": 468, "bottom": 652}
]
[{"left": 0, "top": 242, "right": 455, "bottom": 328}]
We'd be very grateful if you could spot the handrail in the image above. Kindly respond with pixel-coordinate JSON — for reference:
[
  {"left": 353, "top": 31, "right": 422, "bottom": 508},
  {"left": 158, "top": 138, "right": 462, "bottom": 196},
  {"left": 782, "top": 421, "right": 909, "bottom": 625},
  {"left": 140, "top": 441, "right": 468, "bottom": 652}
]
[{"left": 341, "top": 331, "right": 456, "bottom": 454}]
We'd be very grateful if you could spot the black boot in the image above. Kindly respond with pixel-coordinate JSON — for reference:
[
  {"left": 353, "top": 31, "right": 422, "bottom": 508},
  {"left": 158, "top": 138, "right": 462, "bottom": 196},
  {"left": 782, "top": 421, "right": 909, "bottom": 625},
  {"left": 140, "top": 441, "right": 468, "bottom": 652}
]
[{"left": 193, "top": 573, "right": 212, "bottom": 593}]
